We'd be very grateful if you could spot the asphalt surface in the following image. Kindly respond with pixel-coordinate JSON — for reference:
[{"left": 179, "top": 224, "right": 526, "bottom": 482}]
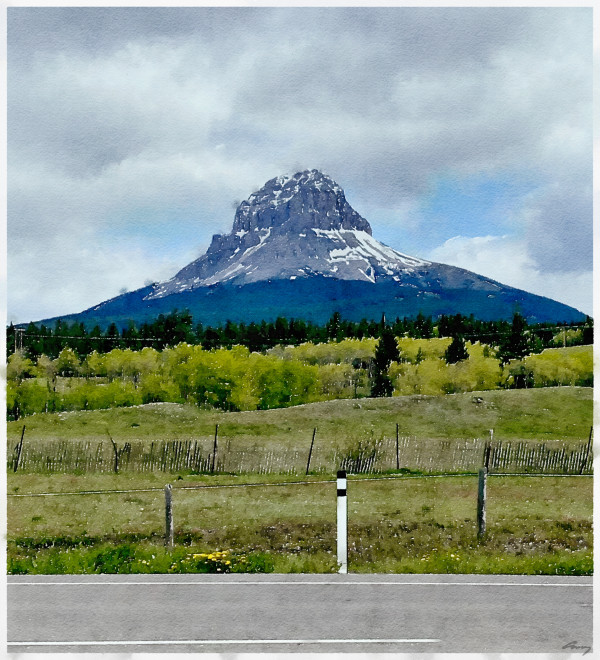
[{"left": 8, "top": 573, "right": 592, "bottom": 654}]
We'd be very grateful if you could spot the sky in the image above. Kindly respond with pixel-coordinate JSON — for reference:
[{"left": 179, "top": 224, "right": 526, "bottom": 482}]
[{"left": 7, "top": 6, "right": 594, "bottom": 324}]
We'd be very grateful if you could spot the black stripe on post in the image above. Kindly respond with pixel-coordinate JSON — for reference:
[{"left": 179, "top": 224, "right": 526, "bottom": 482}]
[{"left": 337, "top": 470, "right": 347, "bottom": 495}]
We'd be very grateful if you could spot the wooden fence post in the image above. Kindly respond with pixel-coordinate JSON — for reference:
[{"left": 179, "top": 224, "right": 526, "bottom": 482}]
[
  {"left": 13, "top": 425, "right": 26, "bottom": 473},
  {"left": 477, "top": 467, "right": 487, "bottom": 538},
  {"left": 211, "top": 424, "right": 219, "bottom": 474},
  {"left": 484, "top": 442, "right": 491, "bottom": 472},
  {"left": 106, "top": 433, "right": 120, "bottom": 474},
  {"left": 165, "top": 484, "right": 174, "bottom": 547},
  {"left": 396, "top": 423, "right": 400, "bottom": 471},
  {"left": 306, "top": 428, "right": 317, "bottom": 475},
  {"left": 579, "top": 427, "right": 593, "bottom": 474}
]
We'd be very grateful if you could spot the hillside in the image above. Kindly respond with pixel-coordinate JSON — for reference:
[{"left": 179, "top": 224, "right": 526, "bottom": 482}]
[{"left": 8, "top": 386, "right": 592, "bottom": 450}]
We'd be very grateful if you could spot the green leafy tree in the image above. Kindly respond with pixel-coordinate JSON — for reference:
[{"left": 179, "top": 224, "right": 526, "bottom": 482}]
[
  {"left": 35, "top": 354, "right": 57, "bottom": 380},
  {"left": 16, "top": 379, "right": 52, "bottom": 416},
  {"left": 7, "top": 380, "right": 19, "bottom": 419},
  {"left": 55, "top": 347, "right": 81, "bottom": 377},
  {"left": 7, "top": 351, "right": 35, "bottom": 382}
]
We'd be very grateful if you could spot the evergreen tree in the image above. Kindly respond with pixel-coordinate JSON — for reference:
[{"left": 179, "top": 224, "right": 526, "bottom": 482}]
[
  {"left": 582, "top": 317, "right": 594, "bottom": 345},
  {"left": 103, "top": 322, "right": 122, "bottom": 351},
  {"left": 444, "top": 335, "right": 469, "bottom": 364},
  {"left": 356, "top": 318, "right": 370, "bottom": 339},
  {"left": 274, "top": 317, "right": 289, "bottom": 344},
  {"left": 202, "top": 327, "right": 222, "bottom": 351},
  {"left": 370, "top": 326, "right": 400, "bottom": 397},
  {"left": 413, "top": 311, "right": 433, "bottom": 338},
  {"left": 223, "top": 320, "right": 240, "bottom": 348},
  {"left": 246, "top": 322, "right": 263, "bottom": 353},
  {"left": 326, "top": 311, "right": 343, "bottom": 342},
  {"left": 6, "top": 322, "right": 15, "bottom": 358},
  {"left": 24, "top": 322, "right": 43, "bottom": 359},
  {"left": 497, "top": 312, "right": 530, "bottom": 365}
]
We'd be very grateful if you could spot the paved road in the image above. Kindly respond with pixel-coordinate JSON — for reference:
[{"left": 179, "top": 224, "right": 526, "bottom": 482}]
[{"left": 8, "top": 574, "right": 592, "bottom": 654}]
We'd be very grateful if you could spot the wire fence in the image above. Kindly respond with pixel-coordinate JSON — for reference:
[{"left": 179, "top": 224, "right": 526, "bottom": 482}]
[
  {"left": 7, "top": 471, "right": 592, "bottom": 500},
  {"left": 7, "top": 432, "right": 593, "bottom": 476}
]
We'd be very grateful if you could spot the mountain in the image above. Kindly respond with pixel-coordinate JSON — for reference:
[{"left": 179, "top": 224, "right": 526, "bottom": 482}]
[{"left": 39, "top": 169, "right": 586, "bottom": 328}]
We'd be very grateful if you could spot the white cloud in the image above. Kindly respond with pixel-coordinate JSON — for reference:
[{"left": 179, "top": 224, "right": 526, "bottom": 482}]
[
  {"left": 7, "top": 7, "right": 592, "bottom": 322},
  {"left": 7, "top": 236, "right": 184, "bottom": 325},
  {"left": 428, "top": 235, "right": 592, "bottom": 315}
]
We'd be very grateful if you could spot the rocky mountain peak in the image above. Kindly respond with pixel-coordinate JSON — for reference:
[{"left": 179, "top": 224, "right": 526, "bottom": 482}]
[
  {"left": 146, "top": 170, "right": 430, "bottom": 299},
  {"left": 231, "top": 169, "right": 372, "bottom": 236},
  {"left": 76, "top": 171, "right": 586, "bottom": 327}
]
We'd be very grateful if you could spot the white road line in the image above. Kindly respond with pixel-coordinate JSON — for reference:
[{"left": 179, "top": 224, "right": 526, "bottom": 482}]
[
  {"left": 9, "top": 638, "right": 440, "bottom": 647},
  {"left": 9, "top": 580, "right": 592, "bottom": 587}
]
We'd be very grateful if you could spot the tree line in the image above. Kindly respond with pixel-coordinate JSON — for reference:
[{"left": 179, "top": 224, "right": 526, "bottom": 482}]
[
  {"left": 7, "top": 335, "right": 592, "bottom": 421},
  {"left": 7, "top": 310, "right": 593, "bottom": 361}
]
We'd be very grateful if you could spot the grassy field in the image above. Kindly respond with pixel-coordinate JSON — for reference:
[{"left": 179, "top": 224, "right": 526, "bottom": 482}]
[
  {"left": 7, "top": 471, "right": 592, "bottom": 575},
  {"left": 7, "top": 386, "right": 592, "bottom": 451},
  {"left": 7, "top": 386, "right": 593, "bottom": 573}
]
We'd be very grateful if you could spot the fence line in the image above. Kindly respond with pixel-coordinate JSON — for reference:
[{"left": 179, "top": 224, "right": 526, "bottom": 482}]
[
  {"left": 7, "top": 433, "right": 593, "bottom": 476},
  {"left": 7, "top": 471, "right": 593, "bottom": 499}
]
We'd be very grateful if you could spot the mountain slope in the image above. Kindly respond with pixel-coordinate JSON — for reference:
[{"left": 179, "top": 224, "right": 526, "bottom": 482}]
[{"left": 38, "top": 169, "right": 586, "bottom": 328}]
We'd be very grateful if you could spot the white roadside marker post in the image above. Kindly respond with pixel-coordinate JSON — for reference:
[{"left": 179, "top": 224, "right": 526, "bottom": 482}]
[
  {"left": 337, "top": 470, "right": 348, "bottom": 574},
  {"left": 477, "top": 468, "right": 487, "bottom": 538}
]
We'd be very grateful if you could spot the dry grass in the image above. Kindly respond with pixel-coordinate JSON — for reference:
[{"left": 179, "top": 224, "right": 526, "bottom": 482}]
[{"left": 8, "top": 473, "right": 592, "bottom": 574}]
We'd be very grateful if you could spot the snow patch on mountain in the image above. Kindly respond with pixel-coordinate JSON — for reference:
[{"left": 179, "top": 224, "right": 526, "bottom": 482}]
[
  {"left": 312, "top": 228, "right": 429, "bottom": 269},
  {"left": 143, "top": 169, "right": 494, "bottom": 300}
]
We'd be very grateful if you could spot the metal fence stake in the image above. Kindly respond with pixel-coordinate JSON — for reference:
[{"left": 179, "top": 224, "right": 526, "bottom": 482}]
[
  {"left": 211, "top": 424, "right": 218, "bottom": 474},
  {"left": 306, "top": 428, "right": 317, "bottom": 475},
  {"left": 13, "top": 425, "right": 26, "bottom": 472},
  {"left": 165, "top": 484, "right": 174, "bottom": 547}
]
